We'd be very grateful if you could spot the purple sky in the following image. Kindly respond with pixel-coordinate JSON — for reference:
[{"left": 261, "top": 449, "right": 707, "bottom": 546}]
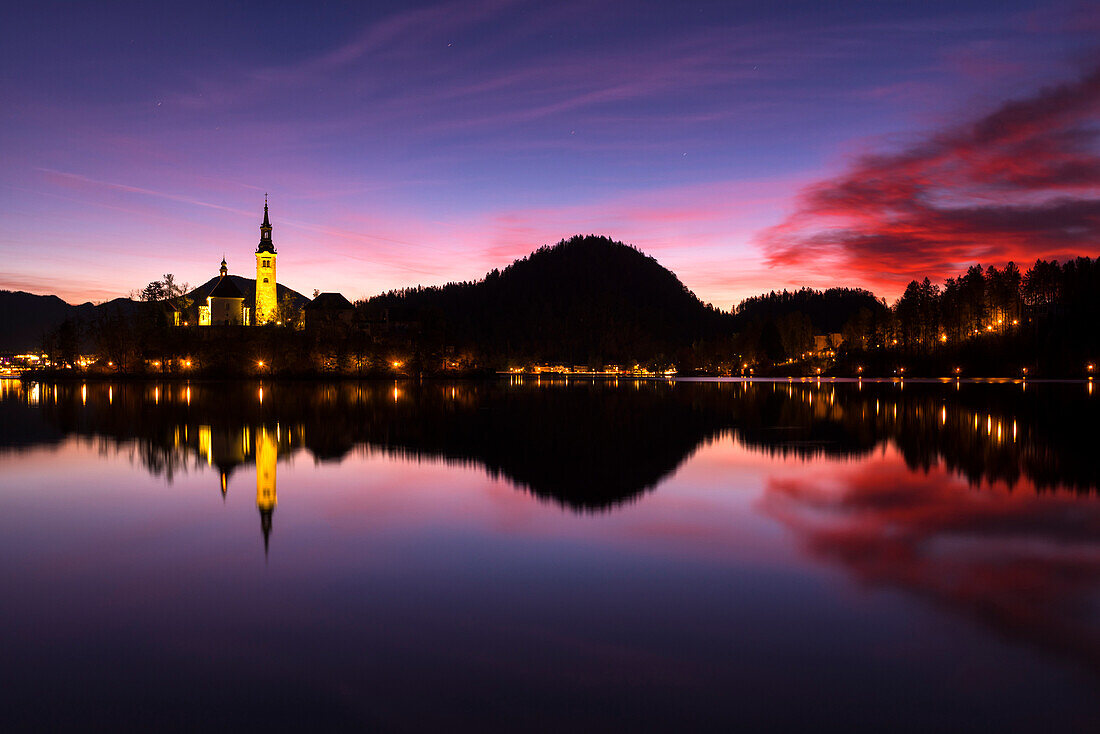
[{"left": 1, "top": 0, "right": 1097, "bottom": 306}]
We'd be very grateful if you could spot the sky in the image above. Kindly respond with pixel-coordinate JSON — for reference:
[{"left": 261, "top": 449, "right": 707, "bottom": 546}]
[{"left": 1, "top": 0, "right": 1098, "bottom": 307}]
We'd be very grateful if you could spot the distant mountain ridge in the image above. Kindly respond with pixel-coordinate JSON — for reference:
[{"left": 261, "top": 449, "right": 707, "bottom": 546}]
[{"left": 0, "top": 291, "right": 137, "bottom": 352}]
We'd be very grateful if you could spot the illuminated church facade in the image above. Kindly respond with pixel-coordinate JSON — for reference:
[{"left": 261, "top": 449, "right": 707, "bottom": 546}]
[{"left": 196, "top": 198, "right": 280, "bottom": 327}]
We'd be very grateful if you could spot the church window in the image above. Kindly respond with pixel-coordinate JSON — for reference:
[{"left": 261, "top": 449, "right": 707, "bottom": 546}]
[
  {"left": 263, "top": 278, "right": 269, "bottom": 283},
  {"left": 262, "top": 259, "right": 270, "bottom": 267}
]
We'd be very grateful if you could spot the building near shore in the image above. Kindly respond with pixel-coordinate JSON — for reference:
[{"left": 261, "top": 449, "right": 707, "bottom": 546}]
[
  {"left": 304, "top": 292, "right": 355, "bottom": 328},
  {"left": 201, "top": 259, "right": 249, "bottom": 326}
]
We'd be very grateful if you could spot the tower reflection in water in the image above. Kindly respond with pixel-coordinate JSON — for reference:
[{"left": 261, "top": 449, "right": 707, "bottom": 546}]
[
  {"left": 256, "top": 426, "right": 277, "bottom": 555},
  {"left": 198, "top": 418, "right": 284, "bottom": 555}
]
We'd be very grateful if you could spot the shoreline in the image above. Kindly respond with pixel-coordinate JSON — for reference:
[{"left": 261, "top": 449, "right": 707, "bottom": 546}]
[{"left": 10, "top": 371, "right": 1096, "bottom": 384}]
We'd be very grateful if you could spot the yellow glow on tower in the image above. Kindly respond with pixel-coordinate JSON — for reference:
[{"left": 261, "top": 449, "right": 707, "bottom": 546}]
[
  {"left": 256, "top": 425, "right": 277, "bottom": 554},
  {"left": 255, "top": 196, "right": 278, "bottom": 325}
]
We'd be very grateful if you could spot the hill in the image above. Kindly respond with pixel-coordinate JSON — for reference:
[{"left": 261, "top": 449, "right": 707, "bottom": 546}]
[
  {"left": 364, "top": 235, "right": 734, "bottom": 365},
  {"left": 0, "top": 291, "right": 77, "bottom": 352}
]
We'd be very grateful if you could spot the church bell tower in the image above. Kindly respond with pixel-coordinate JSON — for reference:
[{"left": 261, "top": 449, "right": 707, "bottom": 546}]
[{"left": 255, "top": 195, "right": 277, "bottom": 325}]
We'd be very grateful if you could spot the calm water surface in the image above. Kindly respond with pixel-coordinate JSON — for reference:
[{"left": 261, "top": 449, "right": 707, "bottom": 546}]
[{"left": 0, "top": 377, "right": 1097, "bottom": 732}]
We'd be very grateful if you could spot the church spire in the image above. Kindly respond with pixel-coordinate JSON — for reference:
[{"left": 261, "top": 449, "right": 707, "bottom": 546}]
[{"left": 257, "top": 196, "right": 275, "bottom": 254}]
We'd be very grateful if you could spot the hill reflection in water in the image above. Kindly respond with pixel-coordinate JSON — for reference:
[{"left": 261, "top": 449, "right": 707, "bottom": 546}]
[{"left": 1, "top": 377, "right": 1096, "bottom": 507}]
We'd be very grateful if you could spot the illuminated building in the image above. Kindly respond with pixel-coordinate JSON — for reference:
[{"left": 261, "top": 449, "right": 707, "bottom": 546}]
[
  {"left": 203, "top": 259, "right": 248, "bottom": 326},
  {"left": 254, "top": 196, "right": 278, "bottom": 325},
  {"left": 188, "top": 199, "right": 285, "bottom": 327}
]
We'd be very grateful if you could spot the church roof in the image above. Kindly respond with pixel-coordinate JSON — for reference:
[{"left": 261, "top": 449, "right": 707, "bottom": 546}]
[
  {"left": 208, "top": 276, "right": 245, "bottom": 299},
  {"left": 186, "top": 275, "right": 308, "bottom": 311},
  {"left": 305, "top": 292, "right": 354, "bottom": 310}
]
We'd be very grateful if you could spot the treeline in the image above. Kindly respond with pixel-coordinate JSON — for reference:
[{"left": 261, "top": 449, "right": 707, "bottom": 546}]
[
  {"left": 853, "top": 257, "right": 1100, "bottom": 376},
  {"left": 726, "top": 258, "right": 1098, "bottom": 375},
  {"left": 890, "top": 258, "right": 1098, "bottom": 350}
]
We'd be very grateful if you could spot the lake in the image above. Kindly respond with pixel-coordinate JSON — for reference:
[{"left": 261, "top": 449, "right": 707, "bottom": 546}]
[{"left": 0, "top": 376, "right": 1097, "bottom": 732}]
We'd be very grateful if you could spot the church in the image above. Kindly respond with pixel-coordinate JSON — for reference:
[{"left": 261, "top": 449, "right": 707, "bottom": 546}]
[{"left": 192, "top": 197, "right": 285, "bottom": 326}]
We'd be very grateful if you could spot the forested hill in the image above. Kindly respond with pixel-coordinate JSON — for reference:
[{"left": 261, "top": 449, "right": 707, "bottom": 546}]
[{"left": 364, "top": 235, "right": 734, "bottom": 365}]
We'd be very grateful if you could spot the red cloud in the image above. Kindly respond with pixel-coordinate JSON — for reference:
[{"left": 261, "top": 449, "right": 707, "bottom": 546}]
[{"left": 760, "top": 62, "right": 1100, "bottom": 290}]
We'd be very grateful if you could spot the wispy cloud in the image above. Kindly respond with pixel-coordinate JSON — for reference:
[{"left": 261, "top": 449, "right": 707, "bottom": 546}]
[{"left": 36, "top": 169, "right": 255, "bottom": 218}]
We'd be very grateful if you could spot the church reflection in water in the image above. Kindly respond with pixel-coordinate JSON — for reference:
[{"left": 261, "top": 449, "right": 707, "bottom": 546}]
[
  {"left": 1, "top": 375, "right": 1097, "bottom": 541},
  {"left": 199, "top": 421, "right": 284, "bottom": 554}
]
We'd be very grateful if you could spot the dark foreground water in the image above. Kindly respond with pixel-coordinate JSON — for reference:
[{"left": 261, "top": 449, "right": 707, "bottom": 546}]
[{"left": 0, "top": 376, "right": 1097, "bottom": 732}]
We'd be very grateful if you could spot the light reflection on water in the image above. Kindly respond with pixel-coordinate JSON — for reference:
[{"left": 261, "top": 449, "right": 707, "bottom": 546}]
[{"left": 0, "top": 377, "right": 1097, "bottom": 732}]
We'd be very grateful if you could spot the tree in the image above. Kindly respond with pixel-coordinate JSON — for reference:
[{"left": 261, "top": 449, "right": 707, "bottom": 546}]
[
  {"left": 776, "top": 312, "right": 812, "bottom": 359},
  {"left": 138, "top": 273, "right": 191, "bottom": 307},
  {"left": 140, "top": 280, "right": 166, "bottom": 302},
  {"left": 960, "top": 265, "right": 987, "bottom": 334},
  {"left": 1023, "top": 259, "right": 1060, "bottom": 308},
  {"left": 276, "top": 292, "right": 304, "bottom": 329}
]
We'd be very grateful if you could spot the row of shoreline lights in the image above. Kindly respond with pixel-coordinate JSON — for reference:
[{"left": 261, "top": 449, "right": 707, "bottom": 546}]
[
  {"left": 132, "top": 359, "right": 1095, "bottom": 376},
  {"left": 238, "top": 358, "right": 1092, "bottom": 377},
  {"left": 256, "top": 360, "right": 405, "bottom": 369},
  {"left": 812, "top": 363, "right": 1095, "bottom": 378}
]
